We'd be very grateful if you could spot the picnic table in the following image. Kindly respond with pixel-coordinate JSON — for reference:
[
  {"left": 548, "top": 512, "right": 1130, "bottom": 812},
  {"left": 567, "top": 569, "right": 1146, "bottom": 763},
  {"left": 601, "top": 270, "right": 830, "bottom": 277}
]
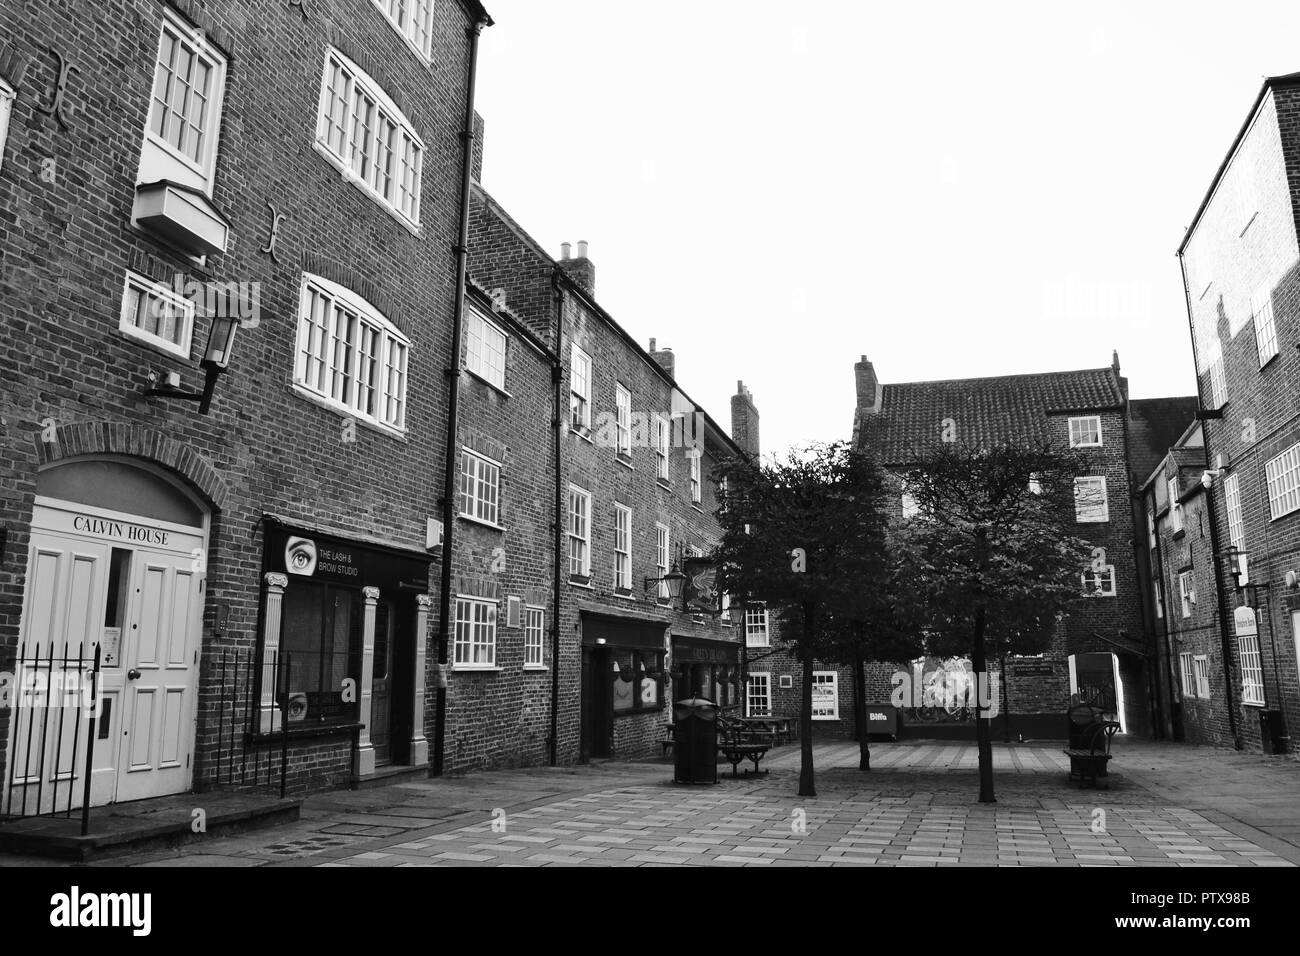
[{"left": 739, "top": 715, "right": 796, "bottom": 746}]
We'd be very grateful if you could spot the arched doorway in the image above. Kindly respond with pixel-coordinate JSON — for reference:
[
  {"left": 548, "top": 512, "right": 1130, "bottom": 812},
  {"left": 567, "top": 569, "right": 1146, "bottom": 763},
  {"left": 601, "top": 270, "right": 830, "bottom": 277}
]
[{"left": 8, "top": 457, "right": 210, "bottom": 812}]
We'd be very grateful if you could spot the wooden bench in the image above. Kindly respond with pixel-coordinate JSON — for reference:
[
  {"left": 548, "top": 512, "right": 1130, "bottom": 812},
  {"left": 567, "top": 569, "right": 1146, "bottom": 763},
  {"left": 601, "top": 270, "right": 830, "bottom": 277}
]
[
  {"left": 1063, "top": 718, "right": 1120, "bottom": 789},
  {"left": 717, "top": 715, "right": 769, "bottom": 777}
]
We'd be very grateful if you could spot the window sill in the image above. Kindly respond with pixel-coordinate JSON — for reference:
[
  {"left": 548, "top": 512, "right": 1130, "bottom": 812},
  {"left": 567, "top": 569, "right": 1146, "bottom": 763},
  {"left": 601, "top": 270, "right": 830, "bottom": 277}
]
[
  {"left": 465, "top": 367, "right": 511, "bottom": 397},
  {"left": 121, "top": 326, "right": 194, "bottom": 363},
  {"left": 1260, "top": 351, "right": 1280, "bottom": 372},
  {"left": 691, "top": 503, "right": 705, "bottom": 513},
  {"left": 1172, "top": 529, "right": 1186, "bottom": 541},
  {"left": 247, "top": 721, "right": 362, "bottom": 745},
  {"left": 288, "top": 383, "right": 409, "bottom": 442},
  {"left": 656, "top": 480, "right": 672, "bottom": 492},
  {"left": 459, "top": 514, "right": 506, "bottom": 533},
  {"left": 571, "top": 428, "right": 595, "bottom": 446},
  {"left": 523, "top": 665, "right": 549, "bottom": 673},
  {"left": 613, "top": 590, "right": 636, "bottom": 601},
  {"left": 1242, "top": 701, "right": 1266, "bottom": 709},
  {"left": 569, "top": 579, "right": 595, "bottom": 590},
  {"left": 614, "top": 705, "right": 666, "bottom": 719},
  {"left": 616, "top": 455, "right": 634, "bottom": 471},
  {"left": 452, "top": 665, "right": 502, "bottom": 673}
]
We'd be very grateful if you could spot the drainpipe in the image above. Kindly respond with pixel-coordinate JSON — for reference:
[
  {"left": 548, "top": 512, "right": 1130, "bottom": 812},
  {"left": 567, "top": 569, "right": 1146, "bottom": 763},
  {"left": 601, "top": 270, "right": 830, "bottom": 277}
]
[
  {"left": 549, "top": 269, "right": 565, "bottom": 766},
  {"left": 433, "top": 12, "right": 489, "bottom": 777},
  {"left": 1148, "top": 495, "right": 1181, "bottom": 741},
  {"left": 1178, "top": 255, "right": 1241, "bottom": 750}
]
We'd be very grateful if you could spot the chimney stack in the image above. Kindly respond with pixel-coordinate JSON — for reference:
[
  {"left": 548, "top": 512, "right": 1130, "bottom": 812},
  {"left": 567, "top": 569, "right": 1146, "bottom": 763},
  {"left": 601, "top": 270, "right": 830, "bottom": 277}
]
[
  {"left": 558, "top": 239, "right": 595, "bottom": 294},
  {"left": 650, "top": 340, "right": 676, "bottom": 379},
  {"left": 855, "top": 356, "right": 882, "bottom": 414},
  {"left": 731, "top": 380, "right": 761, "bottom": 458}
]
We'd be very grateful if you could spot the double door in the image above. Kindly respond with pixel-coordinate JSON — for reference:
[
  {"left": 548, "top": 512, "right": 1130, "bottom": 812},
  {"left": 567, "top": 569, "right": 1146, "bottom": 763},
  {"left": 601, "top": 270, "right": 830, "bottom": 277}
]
[{"left": 8, "top": 503, "right": 204, "bottom": 811}]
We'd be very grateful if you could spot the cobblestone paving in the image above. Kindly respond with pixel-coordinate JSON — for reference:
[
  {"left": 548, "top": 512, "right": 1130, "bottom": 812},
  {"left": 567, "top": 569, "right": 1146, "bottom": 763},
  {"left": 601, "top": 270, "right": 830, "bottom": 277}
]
[{"left": 5, "top": 739, "right": 1292, "bottom": 868}]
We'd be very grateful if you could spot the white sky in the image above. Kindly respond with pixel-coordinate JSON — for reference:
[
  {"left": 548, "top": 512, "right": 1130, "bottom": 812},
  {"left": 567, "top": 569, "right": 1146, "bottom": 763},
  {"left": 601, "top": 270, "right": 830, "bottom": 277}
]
[{"left": 474, "top": 0, "right": 1300, "bottom": 457}]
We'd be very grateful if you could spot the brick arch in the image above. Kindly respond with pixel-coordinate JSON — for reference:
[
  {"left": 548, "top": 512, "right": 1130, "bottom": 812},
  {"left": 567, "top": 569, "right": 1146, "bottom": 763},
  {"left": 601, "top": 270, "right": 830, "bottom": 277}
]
[{"left": 35, "top": 422, "right": 229, "bottom": 511}]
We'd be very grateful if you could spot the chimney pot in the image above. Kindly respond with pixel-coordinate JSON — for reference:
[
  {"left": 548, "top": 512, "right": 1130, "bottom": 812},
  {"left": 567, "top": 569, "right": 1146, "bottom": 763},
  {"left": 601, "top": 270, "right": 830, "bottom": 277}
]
[
  {"left": 577, "top": 240, "right": 589, "bottom": 259},
  {"left": 560, "top": 242, "right": 571, "bottom": 260},
  {"left": 649, "top": 338, "right": 656, "bottom": 352}
]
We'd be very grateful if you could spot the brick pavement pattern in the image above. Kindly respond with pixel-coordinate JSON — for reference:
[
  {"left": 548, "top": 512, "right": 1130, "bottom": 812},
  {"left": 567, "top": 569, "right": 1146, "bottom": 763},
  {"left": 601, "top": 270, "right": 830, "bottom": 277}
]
[{"left": 3, "top": 739, "right": 1295, "bottom": 868}]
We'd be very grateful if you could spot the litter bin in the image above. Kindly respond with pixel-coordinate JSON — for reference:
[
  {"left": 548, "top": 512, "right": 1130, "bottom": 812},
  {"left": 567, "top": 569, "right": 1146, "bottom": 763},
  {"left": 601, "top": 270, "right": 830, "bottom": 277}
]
[
  {"left": 1259, "top": 709, "right": 1290, "bottom": 755},
  {"left": 673, "top": 696, "right": 718, "bottom": 785}
]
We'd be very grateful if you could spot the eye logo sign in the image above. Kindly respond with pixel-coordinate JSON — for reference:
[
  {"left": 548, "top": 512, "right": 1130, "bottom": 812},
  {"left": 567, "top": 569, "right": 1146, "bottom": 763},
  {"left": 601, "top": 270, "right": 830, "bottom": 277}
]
[{"left": 285, "top": 537, "right": 318, "bottom": 577}]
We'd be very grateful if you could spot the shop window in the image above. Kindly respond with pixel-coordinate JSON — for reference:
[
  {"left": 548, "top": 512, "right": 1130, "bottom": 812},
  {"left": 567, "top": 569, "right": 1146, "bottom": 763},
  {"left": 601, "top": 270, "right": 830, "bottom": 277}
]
[
  {"left": 613, "top": 651, "right": 662, "bottom": 713},
  {"left": 812, "top": 671, "right": 839, "bottom": 719},
  {"left": 279, "top": 582, "right": 361, "bottom": 726}
]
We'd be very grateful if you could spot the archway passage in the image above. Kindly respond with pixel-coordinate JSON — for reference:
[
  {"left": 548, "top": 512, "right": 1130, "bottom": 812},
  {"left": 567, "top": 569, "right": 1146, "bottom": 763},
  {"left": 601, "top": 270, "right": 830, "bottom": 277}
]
[{"left": 6, "top": 456, "right": 211, "bottom": 814}]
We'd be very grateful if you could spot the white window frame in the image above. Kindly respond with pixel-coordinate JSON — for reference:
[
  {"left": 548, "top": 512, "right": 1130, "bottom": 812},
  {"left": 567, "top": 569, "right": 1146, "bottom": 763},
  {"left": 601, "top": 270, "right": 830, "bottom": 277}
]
[
  {"left": 1178, "top": 571, "right": 1196, "bottom": 619},
  {"left": 293, "top": 273, "right": 410, "bottom": 433},
  {"left": 371, "top": 0, "right": 436, "bottom": 61},
  {"left": 465, "top": 308, "right": 507, "bottom": 390},
  {"left": 746, "top": 672, "right": 772, "bottom": 717},
  {"left": 1239, "top": 627, "right": 1265, "bottom": 706},
  {"left": 1193, "top": 655, "right": 1210, "bottom": 700},
  {"left": 524, "top": 606, "right": 545, "bottom": 669},
  {"left": 614, "top": 503, "right": 632, "bottom": 591},
  {"left": 720, "top": 591, "right": 733, "bottom": 626},
  {"left": 1180, "top": 652, "right": 1197, "bottom": 698},
  {"left": 1265, "top": 443, "right": 1300, "bottom": 521},
  {"left": 1068, "top": 416, "right": 1102, "bottom": 448},
  {"left": 901, "top": 491, "right": 920, "bottom": 519},
  {"left": 315, "top": 47, "right": 424, "bottom": 229},
  {"left": 812, "top": 671, "right": 839, "bottom": 720},
  {"left": 1207, "top": 355, "right": 1227, "bottom": 410},
  {"left": 655, "top": 523, "right": 670, "bottom": 602},
  {"left": 118, "top": 271, "right": 195, "bottom": 359},
  {"left": 459, "top": 448, "right": 501, "bottom": 527},
  {"left": 1152, "top": 577, "right": 1164, "bottom": 620},
  {"left": 615, "top": 383, "right": 632, "bottom": 458},
  {"left": 568, "top": 485, "right": 591, "bottom": 579},
  {"left": 689, "top": 450, "right": 702, "bottom": 504},
  {"left": 1081, "top": 564, "right": 1117, "bottom": 597},
  {"left": 140, "top": 10, "right": 228, "bottom": 195},
  {"left": 1223, "top": 472, "right": 1245, "bottom": 552},
  {"left": 1146, "top": 508, "right": 1157, "bottom": 550},
  {"left": 0, "top": 80, "right": 14, "bottom": 174},
  {"left": 745, "top": 604, "right": 769, "bottom": 648},
  {"left": 570, "top": 344, "right": 591, "bottom": 433},
  {"left": 655, "top": 415, "right": 670, "bottom": 481},
  {"left": 1168, "top": 477, "right": 1183, "bottom": 533},
  {"left": 1073, "top": 476, "right": 1109, "bottom": 523},
  {"left": 453, "top": 595, "right": 497, "bottom": 669},
  {"left": 1252, "top": 285, "right": 1279, "bottom": 367}
]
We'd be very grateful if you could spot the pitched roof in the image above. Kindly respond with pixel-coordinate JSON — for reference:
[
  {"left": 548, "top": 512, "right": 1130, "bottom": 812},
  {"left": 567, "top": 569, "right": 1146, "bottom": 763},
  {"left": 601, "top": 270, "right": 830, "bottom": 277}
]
[{"left": 855, "top": 367, "right": 1125, "bottom": 464}]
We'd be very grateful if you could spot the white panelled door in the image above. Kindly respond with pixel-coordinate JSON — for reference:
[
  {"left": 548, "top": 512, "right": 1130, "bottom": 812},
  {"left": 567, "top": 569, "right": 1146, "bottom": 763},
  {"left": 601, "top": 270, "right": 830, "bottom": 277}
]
[{"left": 8, "top": 501, "right": 206, "bottom": 810}]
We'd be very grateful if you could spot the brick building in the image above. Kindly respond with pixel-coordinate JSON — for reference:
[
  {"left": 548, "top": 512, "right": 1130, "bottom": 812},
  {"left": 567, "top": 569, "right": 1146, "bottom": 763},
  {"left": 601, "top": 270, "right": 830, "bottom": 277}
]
[
  {"left": 1177, "top": 71, "right": 1300, "bottom": 754},
  {"left": 0, "top": 0, "right": 490, "bottom": 809},
  {"left": 1138, "top": 422, "right": 1236, "bottom": 746},
  {"left": 440, "top": 132, "right": 752, "bottom": 769},
  {"left": 807, "top": 354, "right": 1197, "bottom": 740}
]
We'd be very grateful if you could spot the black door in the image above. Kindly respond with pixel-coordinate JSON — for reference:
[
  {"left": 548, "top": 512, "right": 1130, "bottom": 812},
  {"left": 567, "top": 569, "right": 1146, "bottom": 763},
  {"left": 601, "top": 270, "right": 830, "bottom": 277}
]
[{"left": 581, "top": 647, "right": 613, "bottom": 760}]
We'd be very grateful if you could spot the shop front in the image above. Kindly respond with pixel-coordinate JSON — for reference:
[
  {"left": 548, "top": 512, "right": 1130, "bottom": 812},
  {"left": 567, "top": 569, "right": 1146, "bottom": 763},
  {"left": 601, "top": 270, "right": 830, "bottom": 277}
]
[
  {"left": 259, "top": 520, "right": 432, "bottom": 778},
  {"left": 579, "top": 612, "right": 668, "bottom": 760},
  {"left": 672, "top": 635, "right": 742, "bottom": 712}
]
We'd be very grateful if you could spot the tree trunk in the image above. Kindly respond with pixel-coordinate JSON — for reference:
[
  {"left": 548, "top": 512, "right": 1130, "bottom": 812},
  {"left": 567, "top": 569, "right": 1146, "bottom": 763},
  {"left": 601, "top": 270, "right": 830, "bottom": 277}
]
[
  {"left": 971, "top": 606, "right": 995, "bottom": 803},
  {"left": 854, "top": 653, "right": 870, "bottom": 770},
  {"left": 798, "top": 601, "right": 816, "bottom": 797}
]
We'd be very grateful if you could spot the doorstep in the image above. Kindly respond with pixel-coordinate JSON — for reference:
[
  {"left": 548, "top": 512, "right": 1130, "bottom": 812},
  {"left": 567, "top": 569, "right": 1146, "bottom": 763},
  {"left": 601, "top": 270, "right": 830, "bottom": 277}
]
[
  {"left": 350, "top": 764, "right": 429, "bottom": 790},
  {"left": 0, "top": 791, "right": 300, "bottom": 862}
]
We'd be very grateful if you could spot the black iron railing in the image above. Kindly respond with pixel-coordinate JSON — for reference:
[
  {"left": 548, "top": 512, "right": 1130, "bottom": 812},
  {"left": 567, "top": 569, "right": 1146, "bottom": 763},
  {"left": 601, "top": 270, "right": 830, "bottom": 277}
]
[
  {"left": 2, "top": 643, "right": 101, "bottom": 836},
  {"left": 210, "top": 648, "right": 290, "bottom": 799}
]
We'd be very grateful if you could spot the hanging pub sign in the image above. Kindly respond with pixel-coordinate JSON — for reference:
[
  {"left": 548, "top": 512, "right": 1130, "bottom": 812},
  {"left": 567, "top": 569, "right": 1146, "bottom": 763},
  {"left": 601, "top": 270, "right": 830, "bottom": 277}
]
[
  {"left": 263, "top": 520, "right": 430, "bottom": 593},
  {"left": 683, "top": 556, "right": 719, "bottom": 614}
]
